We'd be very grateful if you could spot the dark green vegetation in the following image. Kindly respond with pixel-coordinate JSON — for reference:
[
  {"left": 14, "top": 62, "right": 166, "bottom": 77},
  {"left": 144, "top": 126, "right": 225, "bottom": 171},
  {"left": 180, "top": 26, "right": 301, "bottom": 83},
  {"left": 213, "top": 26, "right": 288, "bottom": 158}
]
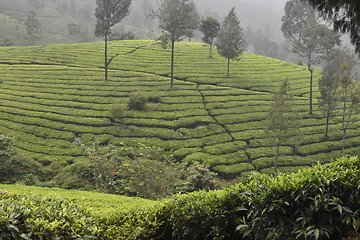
[
  {"left": 304, "top": 0, "right": 360, "bottom": 53},
  {"left": 1, "top": 156, "right": 360, "bottom": 239},
  {"left": 1, "top": 40, "right": 360, "bottom": 183}
]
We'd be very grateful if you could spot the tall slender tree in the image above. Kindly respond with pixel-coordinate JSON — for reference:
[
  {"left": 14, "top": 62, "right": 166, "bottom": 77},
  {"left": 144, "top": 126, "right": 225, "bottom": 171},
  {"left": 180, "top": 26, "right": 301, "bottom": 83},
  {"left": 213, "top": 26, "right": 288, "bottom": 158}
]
[
  {"left": 216, "top": 7, "right": 246, "bottom": 77},
  {"left": 338, "top": 64, "right": 360, "bottom": 157},
  {"left": 153, "top": 0, "right": 199, "bottom": 88},
  {"left": 266, "top": 79, "right": 297, "bottom": 173},
  {"left": 293, "top": 23, "right": 340, "bottom": 114},
  {"left": 25, "top": 11, "right": 42, "bottom": 46},
  {"left": 95, "top": 0, "right": 132, "bottom": 81},
  {"left": 200, "top": 17, "right": 220, "bottom": 57},
  {"left": 318, "top": 48, "right": 356, "bottom": 138},
  {"left": 282, "top": 0, "right": 340, "bottom": 114}
]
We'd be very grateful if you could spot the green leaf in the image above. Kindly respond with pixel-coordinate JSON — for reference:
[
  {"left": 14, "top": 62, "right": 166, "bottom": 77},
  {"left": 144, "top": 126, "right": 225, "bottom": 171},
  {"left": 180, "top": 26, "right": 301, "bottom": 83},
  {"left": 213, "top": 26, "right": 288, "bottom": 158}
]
[
  {"left": 337, "top": 204, "right": 343, "bottom": 215},
  {"left": 20, "top": 233, "right": 33, "bottom": 240},
  {"left": 8, "top": 224, "right": 19, "bottom": 233},
  {"left": 314, "top": 228, "right": 319, "bottom": 240},
  {"left": 236, "top": 224, "right": 248, "bottom": 232}
]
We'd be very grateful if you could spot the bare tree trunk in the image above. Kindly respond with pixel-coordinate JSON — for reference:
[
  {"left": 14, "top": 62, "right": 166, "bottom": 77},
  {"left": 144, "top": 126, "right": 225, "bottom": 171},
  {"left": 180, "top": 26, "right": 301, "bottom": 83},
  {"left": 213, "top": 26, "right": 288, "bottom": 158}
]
[
  {"left": 342, "top": 128, "right": 346, "bottom": 157},
  {"left": 171, "top": 39, "right": 175, "bottom": 88},
  {"left": 274, "top": 139, "right": 281, "bottom": 174},
  {"left": 105, "top": 34, "right": 108, "bottom": 81},
  {"left": 227, "top": 58, "right": 230, "bottom": 77},
  {"left": 325, "top": 108, "right": 330, "bottom": 138},
  {"left": 308, "top": 62, "right": 313, "bottom": 114},
  {"left": 210, "top": 44, "right": 212, "bottom": 57},
  {"left": 341, "top": 97, "right": 347, "bottom": 157}
]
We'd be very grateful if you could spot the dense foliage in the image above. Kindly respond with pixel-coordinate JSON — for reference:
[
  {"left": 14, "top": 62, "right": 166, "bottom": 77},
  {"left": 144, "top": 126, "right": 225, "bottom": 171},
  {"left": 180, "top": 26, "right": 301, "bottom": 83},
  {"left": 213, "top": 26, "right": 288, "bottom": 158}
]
[
  {"left": 304, "top": 0, "right": 360, "bottom": 53},
  {"left": 0, "top": 191, "right": 97, "bottom": 239},
  {"left": 2, "top": 156, "right": 360, "bottom": 239}
]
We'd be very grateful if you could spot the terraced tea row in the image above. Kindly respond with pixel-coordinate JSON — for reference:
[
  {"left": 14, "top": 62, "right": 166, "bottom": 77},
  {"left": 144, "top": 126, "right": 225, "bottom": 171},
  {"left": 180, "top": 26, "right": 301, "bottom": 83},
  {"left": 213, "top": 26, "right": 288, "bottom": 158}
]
[{"left": 0, "top": 40, "right": 359, "bottom": 177}]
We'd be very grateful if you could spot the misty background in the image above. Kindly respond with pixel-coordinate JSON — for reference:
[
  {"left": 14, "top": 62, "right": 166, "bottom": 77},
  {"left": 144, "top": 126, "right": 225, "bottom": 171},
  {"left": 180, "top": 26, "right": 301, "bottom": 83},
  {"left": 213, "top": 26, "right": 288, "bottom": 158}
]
[{"left": 0, "top": 0, "right": 350, "bottom": 62}]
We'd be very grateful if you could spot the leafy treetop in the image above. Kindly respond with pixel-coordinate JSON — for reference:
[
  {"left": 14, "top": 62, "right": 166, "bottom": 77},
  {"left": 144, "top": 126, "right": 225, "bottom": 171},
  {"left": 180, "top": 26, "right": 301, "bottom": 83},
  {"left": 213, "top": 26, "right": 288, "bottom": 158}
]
[
  {"left": 95, "top": 0, "right": 132, "bottom": 38},
  {"left": 154, "top": 0, "right": 199, "bottom": 42},
  {"left": 302, "top": 0, "right": 360, "bottom": 52}
]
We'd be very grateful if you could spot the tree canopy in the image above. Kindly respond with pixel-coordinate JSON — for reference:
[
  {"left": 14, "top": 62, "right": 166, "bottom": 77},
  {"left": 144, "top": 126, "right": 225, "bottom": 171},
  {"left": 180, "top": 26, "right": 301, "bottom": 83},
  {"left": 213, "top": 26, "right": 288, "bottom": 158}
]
[
  {"left": 282, "top": 0, "right": 316, "bottom": 42},
  {"left": 303, "top": 0, "right": 360, "bottom": 52},
  {"left": 200, "top": 17, "right": 220, "bottom": 57},
  {"left": 155, "top": 0, "right": 199, "bottom": 42},
  {"left": 95, "top": 0, "right": 132, "bottom": 38}
]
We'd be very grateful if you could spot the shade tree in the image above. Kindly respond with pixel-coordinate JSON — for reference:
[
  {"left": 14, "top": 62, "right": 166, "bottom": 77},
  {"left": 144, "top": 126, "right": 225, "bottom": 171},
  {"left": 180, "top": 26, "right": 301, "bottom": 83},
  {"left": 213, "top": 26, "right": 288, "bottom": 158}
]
[
  {"left": 266, "top": 79, "right": 297, "bottom": 173},
  {"left": 200, "top": 17, "right": 220, "bottom": 57},
  {"left": 318, "top": 48, "right": 356, "bottom": 138},
  {"left": 338, "top": 64, "right": 360, "bottom": 157},
  {"left": 25, "top": 11, "right": 42, "bottom": 46},
  {"left": 95, "top": 0, "right": 132, "bottom": 81},
  {"left": 282, "top": 0, "right": 341, "bottom": 114},
  {"left": 216, "top": 7, "right": 246, "bottom": 77},
  {"left": 152, "top": 0, "right": 200, "bottom": 88}
]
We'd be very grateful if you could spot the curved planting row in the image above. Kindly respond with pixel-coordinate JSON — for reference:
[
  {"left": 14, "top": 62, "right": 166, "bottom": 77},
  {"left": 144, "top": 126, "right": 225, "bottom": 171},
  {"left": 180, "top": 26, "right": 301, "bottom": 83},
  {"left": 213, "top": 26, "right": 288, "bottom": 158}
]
[{"left": 0, "top": 40, "right": 359, "bottom": 178}]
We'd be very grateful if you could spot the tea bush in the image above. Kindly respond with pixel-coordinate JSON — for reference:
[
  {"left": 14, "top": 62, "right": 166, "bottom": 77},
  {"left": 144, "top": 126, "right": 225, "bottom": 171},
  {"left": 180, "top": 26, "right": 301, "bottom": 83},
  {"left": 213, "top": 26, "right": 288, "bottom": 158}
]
[
  {"left": 0, "top": 191, "right": 97, "bottom": 239},
  {"left": 128, "top": 93, "right": 149, "bottom": 111},
  {"left": 2, "top": 157, "right": 360, "bottom": 239},
  {"left": 108, "top": 104, "right": 126, "bottom": 122}
]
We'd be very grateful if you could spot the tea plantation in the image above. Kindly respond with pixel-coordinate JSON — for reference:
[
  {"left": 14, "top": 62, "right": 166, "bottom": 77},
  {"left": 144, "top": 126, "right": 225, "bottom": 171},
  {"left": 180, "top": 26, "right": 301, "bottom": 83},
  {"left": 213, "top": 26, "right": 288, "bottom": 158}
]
[{"left": 0, "top": 40, "right": 360, "bottom": 179}]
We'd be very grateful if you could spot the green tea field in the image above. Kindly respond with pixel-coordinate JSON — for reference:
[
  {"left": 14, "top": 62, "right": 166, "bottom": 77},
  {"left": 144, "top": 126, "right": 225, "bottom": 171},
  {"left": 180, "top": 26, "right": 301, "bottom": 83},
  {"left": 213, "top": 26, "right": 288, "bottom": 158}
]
[{"left": 1, "top": 40, "right": 359, "bottom": 178}]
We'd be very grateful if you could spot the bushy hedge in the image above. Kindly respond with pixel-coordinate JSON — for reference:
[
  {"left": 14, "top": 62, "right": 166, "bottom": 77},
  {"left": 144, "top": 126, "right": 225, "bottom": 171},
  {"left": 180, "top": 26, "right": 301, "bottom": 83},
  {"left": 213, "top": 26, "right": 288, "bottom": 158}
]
[
  {"left": 0, "top": 191, "right": 97, "bottom": 239},
  {"left": 124, "top": 156, "right": 360, "bottom": 239},
  {"left": 3, "top": 156, "right": 360, "bottom": 239}
]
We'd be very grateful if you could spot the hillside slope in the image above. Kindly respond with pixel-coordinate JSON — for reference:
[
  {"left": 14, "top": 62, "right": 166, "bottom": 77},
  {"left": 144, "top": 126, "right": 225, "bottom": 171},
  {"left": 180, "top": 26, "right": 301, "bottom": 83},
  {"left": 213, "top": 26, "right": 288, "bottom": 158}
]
[{"left": 0, "top": 40, "right": 359, "bottom": 178}]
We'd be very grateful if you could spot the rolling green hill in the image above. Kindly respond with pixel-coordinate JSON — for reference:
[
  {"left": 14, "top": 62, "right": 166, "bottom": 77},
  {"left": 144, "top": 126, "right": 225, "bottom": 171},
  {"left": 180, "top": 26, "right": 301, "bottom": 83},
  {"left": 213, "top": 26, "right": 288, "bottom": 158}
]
[{"left": 0, "top": 40, "right": 359, "bottom": 179}]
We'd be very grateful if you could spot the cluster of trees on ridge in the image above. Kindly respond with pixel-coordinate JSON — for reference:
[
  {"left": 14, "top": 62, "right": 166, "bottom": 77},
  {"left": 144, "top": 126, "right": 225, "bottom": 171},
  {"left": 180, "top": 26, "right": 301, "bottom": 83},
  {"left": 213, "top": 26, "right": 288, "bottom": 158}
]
[
  {"left": 95, "top": 0, "right": 247, "bottom": 83},
  {"left": 1, "top": 0, "right": 292, "bottom": 61}
]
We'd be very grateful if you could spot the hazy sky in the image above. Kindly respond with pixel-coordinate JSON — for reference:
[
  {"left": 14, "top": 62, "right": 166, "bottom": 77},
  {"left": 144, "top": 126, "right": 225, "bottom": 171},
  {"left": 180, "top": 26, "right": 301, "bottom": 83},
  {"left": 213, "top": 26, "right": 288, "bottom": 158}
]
[{"left": 194, "top": 0, "right": 288, "bottom": 39}]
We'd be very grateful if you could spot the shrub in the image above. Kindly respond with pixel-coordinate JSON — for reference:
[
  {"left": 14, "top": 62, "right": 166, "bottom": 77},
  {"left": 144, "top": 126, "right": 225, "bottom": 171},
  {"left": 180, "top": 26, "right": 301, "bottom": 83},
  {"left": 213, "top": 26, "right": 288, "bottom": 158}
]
[
  {"left": 114, "top": 157, "right": 184, "bottom": 200},
  {"left": 236, "top": 156, "right": 360, "bottom": 240},
  {"left": 181, "top": 162, "right": 219, "bottom": 192},
  {"left": 213, "top": 163, "right": 255, "bottom": 177},
  {"left": 183, "top": 152, "right": 209, "bottom": 164},
  {"left": 52, "top": 160, "right": 95, "bottom": 190},
  {"left": 0, "top": 191, "right": 97, "bottom": 239},
  {"left": 173, "top": 147, "right": 202, "bottom": 161},
  {"left": 0, "top": 135, "right": 14, "bottom": 157},
  {"left": 108, "top": 104, "right": 126, "bottom": 122},
  {"left": 128, "top": 93, "right": 149, "bottom": 111},
  {"left": 0, "top": 144, "right": 42, "bottom": 184},
  {"left": 148, "top": 96, "right": 161, "bottom": 103}
]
